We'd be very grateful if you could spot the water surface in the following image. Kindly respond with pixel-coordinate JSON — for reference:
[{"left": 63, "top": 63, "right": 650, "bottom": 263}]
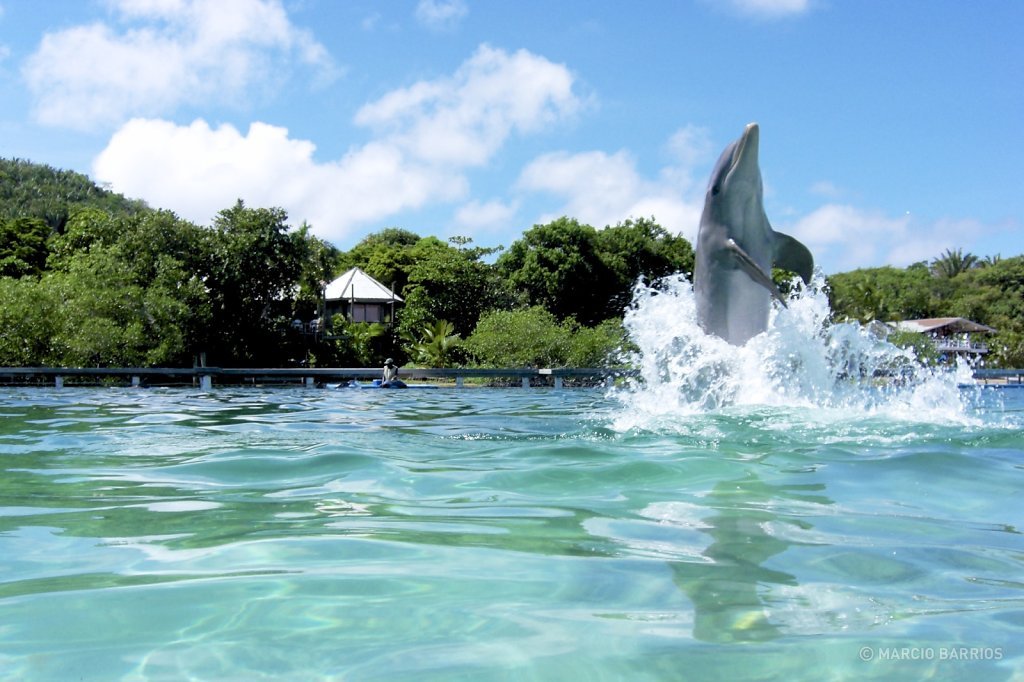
[{"left": 1, "top": 385, "right": 1022, "bottom": 681}]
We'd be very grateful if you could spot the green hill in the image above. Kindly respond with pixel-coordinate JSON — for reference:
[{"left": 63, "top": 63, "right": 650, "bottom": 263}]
[{"left": 0, "top": 158, "right": 148, "bottom": 231}]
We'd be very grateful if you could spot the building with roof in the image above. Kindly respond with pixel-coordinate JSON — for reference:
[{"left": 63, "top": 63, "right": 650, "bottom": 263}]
[
  {"left": 323, "top": 267, "right": 402, "bottom": 326},
  {"left": 888, "top": 317, "right": 995, "bottom": 359}
]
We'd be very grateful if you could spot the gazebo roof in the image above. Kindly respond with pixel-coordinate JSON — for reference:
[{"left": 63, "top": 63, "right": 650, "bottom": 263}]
[
  {"left": 890, "top": 317, "right": 995, "bottom": 335},
  {"left": 324, "top": 267, "right": 403, "bottom": 303}
]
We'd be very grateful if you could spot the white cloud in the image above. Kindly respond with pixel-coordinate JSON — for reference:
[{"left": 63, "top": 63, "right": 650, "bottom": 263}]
[
  {"left": 784, "top": 204, "right": 924, "bottom": 272},
  {"left": 355, "top": 44, "right": 580, "bottom": 166},
  {"left": 723, "top": 0, "right": 813, "bottom": 18},
  {"left": 453, "top": 198, "right": 519, "bottom": 235},
  {"left": 885, "top": 217, "right": 990, "bottom": 267},
  {"left": 519, "top": 150, "right": 643, "bottom": 219},
  {"left": 661, "top": 124, "right": 715, "bottom": 197},
  {"left": 514, "top": 125, "right": 712, "bottom": 239},
  {"left": 808, "top": 180, "right": 843, "bottom": 198},
  {"left": 665, "top": 124, "right": 714, "bottom": 169},
  {"left": 93, "top": 118, "right": 466, "bottom": 239},
  {"left": 92, "top": 45, "right": 582, "bottom": 245},
  {"left": 23, "top": 0, "right": 336, "bottom": 130},
  {"left": 415, "top": 0, "right": 468, "bottom": 30},
  {"left": 517, "top": 149, "right": 702, "bottom": 237}
]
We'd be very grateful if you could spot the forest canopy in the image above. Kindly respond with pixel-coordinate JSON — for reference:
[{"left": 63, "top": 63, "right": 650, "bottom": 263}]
[{"left": 1, "top": 158, "right": 1021, "bottom": 369}]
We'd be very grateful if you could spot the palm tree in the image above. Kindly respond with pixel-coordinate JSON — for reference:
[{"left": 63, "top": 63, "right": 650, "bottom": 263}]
[
  {"left": 842, "top": 280, "right": 885, "bottom": 322},
  {"left": 931, "top": 248, "right": 978, "bottom": 278},
  {"left": 412, "top": 319, "right": 461, "bottom": 367}
]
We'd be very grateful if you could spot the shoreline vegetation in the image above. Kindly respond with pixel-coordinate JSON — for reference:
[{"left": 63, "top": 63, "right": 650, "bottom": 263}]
[{"left": 2, "top": 157, "right": 1023, "bottom": 371}]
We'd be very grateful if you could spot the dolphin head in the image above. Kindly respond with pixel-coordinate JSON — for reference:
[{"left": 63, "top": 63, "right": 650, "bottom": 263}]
[{"left": 703, "top": 123, "right": 764, "bottom": 233}]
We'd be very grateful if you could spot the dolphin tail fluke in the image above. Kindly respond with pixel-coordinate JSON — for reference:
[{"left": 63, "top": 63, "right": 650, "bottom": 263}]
[
  {"left": 725, "top": 238, "right": 788, "bottom": 307},
  {"left": 771, "top": 231, "right": 814, "bottom": 284}
]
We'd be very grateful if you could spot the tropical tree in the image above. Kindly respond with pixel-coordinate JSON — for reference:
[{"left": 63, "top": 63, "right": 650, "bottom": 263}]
[
  {"left": 565, "top": 318, "right": 629, "bottom": 367},
  {"left": 465, "top": 306, "right": 573, "bottom": 368},
  {"left": 408, "top": 319, "right": 462, "bottom": 367},
  {"left": 497, "top": 217, "right": 618, "bottom": 326},
  {"left": 988, "top": 331, "right": 1024, "bottom": 368},
  {"left": 0, "top": 217, "right": 50, "bottom": 278},
  {"left": 292, "top": 222, "right": 342, "bottom": 322},
  {"left": 0, "top": 276, "right": 62, "bottom": 365},
  {"left": 203, "top": 201, "right": 307, "bottom": 365},
  {"left": 885, "top": 329, "right": 942, "bottom": 366},
  {"left": 339, "top": 227, "right": 421, "bottom": 294},
  {"left": 398, "top": 236, "right": 512, "bottom": 340},
  {"left": 952, "top": 256, "right": 1024, "bottom": 333},
  {"left": 827, "top": 265, "right": 937, "bottom": 323},
  {"left": 331, "top": 320, "right": 389, "bottom": 367},
  {"left": 0, "top": 158, "right": 147, "bottom": 231},
  {"left": 595, "top": 216, "right": 695, "bottom": 311},
  {"left": 931, "top": 248, "right": 979, "bottom": 278},
  {"left": 43, "top": 245, "right": 197, "bottom": 366}
]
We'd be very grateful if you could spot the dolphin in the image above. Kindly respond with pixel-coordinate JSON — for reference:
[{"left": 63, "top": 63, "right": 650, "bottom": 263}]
[{"left": 694, "top": 123, "right": 814, "bottom": 345}]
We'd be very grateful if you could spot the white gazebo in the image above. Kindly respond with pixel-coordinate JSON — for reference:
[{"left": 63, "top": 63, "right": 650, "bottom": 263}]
[{"left": 323, "top": 267, "right": 402, "bottom": 325}]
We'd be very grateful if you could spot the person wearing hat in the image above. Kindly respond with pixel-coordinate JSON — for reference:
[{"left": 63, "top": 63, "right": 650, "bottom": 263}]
[{"left": 381, "top": 358, "right": 406, "bottom": 388}]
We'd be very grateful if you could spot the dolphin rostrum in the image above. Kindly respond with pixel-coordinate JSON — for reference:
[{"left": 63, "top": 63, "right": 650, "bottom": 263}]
[{"left": 694, "top": 123, "right": 814, "bottom": 345}]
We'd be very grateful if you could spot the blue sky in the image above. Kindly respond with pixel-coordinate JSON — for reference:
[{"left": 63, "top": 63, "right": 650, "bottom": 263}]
[{"left": 1, "top": 0, "right": 1021, "bottom": 274}]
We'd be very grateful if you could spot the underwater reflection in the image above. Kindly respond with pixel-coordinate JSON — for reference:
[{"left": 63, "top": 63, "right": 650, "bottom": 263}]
[{"left": 669, "top": 472, "right": 831, "bottom": 643}]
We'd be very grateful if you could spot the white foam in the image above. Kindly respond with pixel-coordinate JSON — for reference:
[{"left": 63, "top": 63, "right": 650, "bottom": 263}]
[{"left": 611, "top": 273, "right": 978, "bottom": 430}]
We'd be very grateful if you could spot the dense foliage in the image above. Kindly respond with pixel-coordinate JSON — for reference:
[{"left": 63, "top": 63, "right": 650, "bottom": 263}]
[
  {"left": 1, "top": 158, "right": 1021, "bottom": 369},
  {"left": 826, "top": 255, "right": 1024, "bottom": 367},
  {"left": 0, "top": 158, "right": 147, "bottom": 233},
  {"left": 495, "top": 216, "right": 694, "bottom": 325}
]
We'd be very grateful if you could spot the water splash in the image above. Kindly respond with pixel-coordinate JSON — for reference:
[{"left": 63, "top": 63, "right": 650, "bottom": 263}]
[{"left": 611, "top": 273, "right": 979, "bottom": 429}]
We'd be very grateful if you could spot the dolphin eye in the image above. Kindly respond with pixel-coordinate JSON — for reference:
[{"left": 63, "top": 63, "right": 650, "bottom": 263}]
[{"left": 711, "top": 185, "right": 720, "bottom": 196}]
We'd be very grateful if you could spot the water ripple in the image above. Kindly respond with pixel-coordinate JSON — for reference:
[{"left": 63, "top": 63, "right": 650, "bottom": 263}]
[{"left": 1, "top": 387, "right": 1022, "bottom": 680}]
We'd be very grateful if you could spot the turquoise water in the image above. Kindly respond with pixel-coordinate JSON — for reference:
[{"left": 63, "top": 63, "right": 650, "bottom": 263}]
[{"left": 1, "top": 384, "right": 1022, "bottom": 681}]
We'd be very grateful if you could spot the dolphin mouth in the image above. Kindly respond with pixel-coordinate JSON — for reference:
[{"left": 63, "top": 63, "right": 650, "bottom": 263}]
[{"left": 731, "top": 123, "right": 760, "bottom": 174}]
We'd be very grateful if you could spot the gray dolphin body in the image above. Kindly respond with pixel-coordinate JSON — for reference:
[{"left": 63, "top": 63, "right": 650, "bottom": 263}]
[{"left": 694, "top": 123, "right": 814, "bottom": 345}]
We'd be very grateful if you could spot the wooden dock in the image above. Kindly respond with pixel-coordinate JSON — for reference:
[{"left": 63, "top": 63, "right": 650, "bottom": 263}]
[
  {"left": 1, "top": 366, "right": 1019, "bottom": 389},
  {"left": 0, "top": 366, "right": 636, "bottom": 389},
  {"left": 972, "top": 369, "right": 1024, "bottom": 386}
]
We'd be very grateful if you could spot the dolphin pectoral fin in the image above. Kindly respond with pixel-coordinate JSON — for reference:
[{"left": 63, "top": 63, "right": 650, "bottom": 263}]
[
  {"left": 772, "top": 231, "right": 814, "bottom": 284},
  {"left": 725, "top": 238, "right": 788, "bottom": 307}
]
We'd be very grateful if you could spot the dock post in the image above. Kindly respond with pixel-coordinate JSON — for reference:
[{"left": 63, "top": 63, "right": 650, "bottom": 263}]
[
  {"left": 456, "top": 375, "right": 464, "bottom": 388},
  {"left": 199, "top": 374, "right": 212, "bottom": 391},
  {"left": 55, "top": 376, "right": 63, "bottom": 389},
  {"left": 305, "top": 376, "right": 315, "bottom": 388},
  {"left": 554, "top": 376, "right": 563, "bottom": 390},
  {"left": 131, "top": 375, "right": 141, "bottom": 388},
  {"left": 522, "top": 376, "right": 530, "bottom": 389}
]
